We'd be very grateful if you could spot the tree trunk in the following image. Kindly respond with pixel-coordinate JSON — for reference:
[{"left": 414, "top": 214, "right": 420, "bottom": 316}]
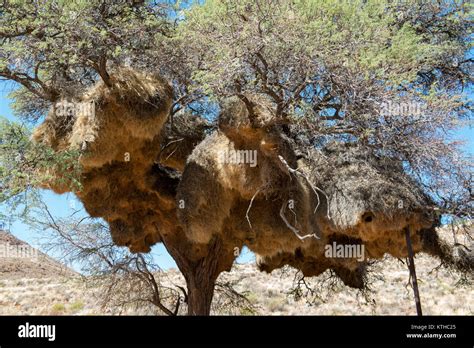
[
  {"left": 405, "top": 226, "right": 423, "bottom": 316},
  {"left": 161, "top": 230, "right": 237, "bottom": 316},
  {"left": 186, "top": 272, "right": 216, "bottom": 315}
]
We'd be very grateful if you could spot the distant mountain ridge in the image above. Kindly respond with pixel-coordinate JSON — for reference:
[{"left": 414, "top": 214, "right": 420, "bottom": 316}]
[{"left": 0, "top": 230, "right": 76, "bottom": 279}]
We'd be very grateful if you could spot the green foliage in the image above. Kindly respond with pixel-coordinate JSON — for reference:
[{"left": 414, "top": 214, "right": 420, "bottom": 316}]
[
  {"left": 0, "top": 0, "right": 170, "bottom": 121},
  {"left": 0, "top": 118, "right": 82, "bottom": 209},
  {"left": 51, "top": 303, "right": 66, "bottom": 313},
  {"left": 69, "top": 300, "right": 85, "bottom": 312},
  {"left": 179, "top": 0, "right": 471, "bottom": 95}
]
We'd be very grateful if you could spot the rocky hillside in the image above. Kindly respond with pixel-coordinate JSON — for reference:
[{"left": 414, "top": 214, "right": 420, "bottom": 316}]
[{"left": 0, "top": 230, "right": 76, "bottom": 280}]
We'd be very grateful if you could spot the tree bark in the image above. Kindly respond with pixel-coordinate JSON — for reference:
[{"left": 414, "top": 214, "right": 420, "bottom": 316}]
[
  {"left": 186, "top": 272, "right": 216, "bottom": 315},
  {"left": 161, "top": 230, "right": 236, "bottom": 315},
  {"left": 405, "top": 226, "right": 423, "bottom": 316}
]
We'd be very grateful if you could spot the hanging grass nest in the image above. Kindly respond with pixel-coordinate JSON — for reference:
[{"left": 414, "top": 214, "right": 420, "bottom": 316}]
[{"left": 31, "top": 68, "right": 473, "bottom": 287}]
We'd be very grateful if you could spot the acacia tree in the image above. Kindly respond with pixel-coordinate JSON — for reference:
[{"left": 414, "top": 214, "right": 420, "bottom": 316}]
[{"left": 0, "top": 0, "right": 472, "bottom": 315}]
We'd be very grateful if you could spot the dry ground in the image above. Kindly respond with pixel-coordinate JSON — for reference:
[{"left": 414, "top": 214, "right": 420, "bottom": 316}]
[{"left": 0, "top": 229, "right": 472, "bottom": 315}]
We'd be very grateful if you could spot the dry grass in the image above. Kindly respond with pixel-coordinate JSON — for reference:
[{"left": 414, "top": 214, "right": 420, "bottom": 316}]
[
  {"left": 0, "top": 252, "right": 471, "bottom": 315},
  {"left": 0, "top": 222, "right": 471, "bottom": 315}
]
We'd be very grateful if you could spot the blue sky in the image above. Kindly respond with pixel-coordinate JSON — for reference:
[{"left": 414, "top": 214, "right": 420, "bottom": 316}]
[{"left": 0, "top": 82, "right": 255, "bottom": 270}]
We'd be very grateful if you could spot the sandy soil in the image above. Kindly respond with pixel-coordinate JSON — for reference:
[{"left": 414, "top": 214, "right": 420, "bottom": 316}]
[{"left": 0, "top": 228, "right": 471, "bottom": 315}]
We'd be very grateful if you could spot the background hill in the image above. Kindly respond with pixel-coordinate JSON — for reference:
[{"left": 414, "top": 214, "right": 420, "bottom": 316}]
[{"left": 0, "top": 230, "right": 76, "bottom": 280}]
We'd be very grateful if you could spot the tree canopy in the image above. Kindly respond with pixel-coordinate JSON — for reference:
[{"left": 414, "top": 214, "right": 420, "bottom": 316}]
[{"left": 0, "top": 0, "right": 472, "bottom": 315}]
